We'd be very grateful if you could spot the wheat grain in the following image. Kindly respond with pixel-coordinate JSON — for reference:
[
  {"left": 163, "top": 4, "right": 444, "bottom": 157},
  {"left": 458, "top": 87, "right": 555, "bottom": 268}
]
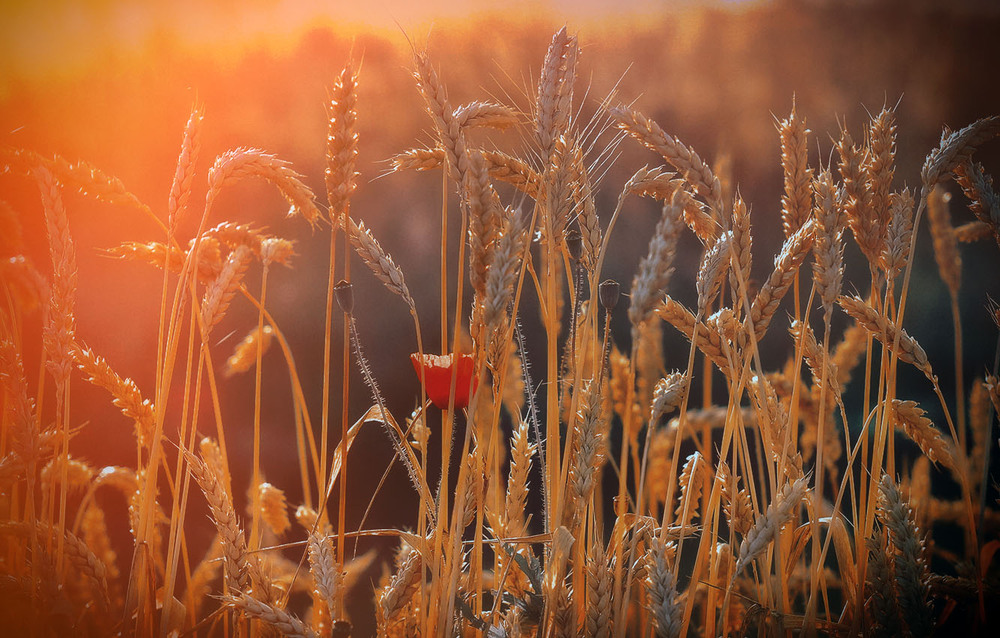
[
  {"left": 344, "top": 217, "right": 415, "bottom": 311},
  {"left": 569, "top": 379, "right": 607, "bottom": 511},
  {"left": 168, "top": 103, "right": 204, "bottom": 232},
  {"left": 645, "top": 535, "right": 682, "bottom": 638},
  {"left": 890, "top": 399, "right": 958, "bottom": 473},
  {"left": 654, "top": 296, "right": 729, "bottom": 371},
  {"left": 35, "top": 164, "right": 77, "bottom": 391},
  {"left": 955, "top": 220, "right": 992, "bottom": 242},
  {"left": 257, "top": 481, "right": 290, "bottom": 537},
  {"left": 326, "top": 61, "right": 359, "bottom": 221},
  {"left": 864, "top": 106, "right": 897, "bottom": 250},
  {"left": 224, "top": 325, "right": 275, "bottom": 378},
  {"left": 749, "top": 219, "right": 815, "bottom": 340},
  {"left": 866, "top": 531, "right": 903, "bottom": 638},
  {"left": 206, "top": 147, "right": 320, "bottom": 225},
  {"left": 674, "top": 452, "right": 707, "bottom": 526},
  {"left": 836, "top": 294, "right": 933, "bottom": 380},
  {"left": 926, "top": 186, "right": 962, "bottom": 297},
  {"left": 882, "top": 188, "right": 915, "bottom": 279},
  {"left": 73, "top": 344, "right": 156, "bottom": 448},
  {"left": 453, "top": 101, "right": 520, "bottom": 130},
  {"left": 718, "top": 462, "right": 753, "bottom": 536},
  {"left": 226, "top": 592, "right": 319, "bottom": 638},
  {"left": 696, "top": 230, "right": 732, "bottom": 315},
  {"left": 838, "top": 127, "right": 880, "bottom": 268},
  {"left": 921, "top": 116, "right": 1000, "bottom": 188},
  {"left": 734, "top": 475, "right": 809, "bottom": 576},
  {"left": 567, "top": 141, "right": 601, "bottom": 271},
  {"left": 108, "top": 240, "right": 222, "bottom": 283},
  {"left": 307, "top": 530, "right": 341, "bottom": 620},
  {"left": 611, "top": 105, "right": 723, "bottom": 215},
  {"left": 650, "top": 372, "right": 688, "bottom": 423},
  {"left": 200, "top": 244, "right": 253, "bottom": 333},
  {"left": 629, "top": 197, "right": 682, "bottom": 330},
  {"left": 378, "top": 545, "right": 421, "bottom": 626},
  {"left": 81, "top": 504, "right": 122, "bottom": 610},
  {"left": 778, "top": 102, "right": 813, "bottom": 237},
  {"left": 876, "top": 474, "right": 932, "bottom": 638},
  {"left": 585, "top": 541, "right": 612, "bottom": 638},
  {"left": 484, "top": 207, "right": 529, "bottom": 331},
  {"left": 186, "top": 449, "right": 251, "bottom": 593},
  {"left": 536, "top": 27, "right": 577, "bottom": 161},
  {"left": 728, "top": 196, "right": 752, "bottom": 306},
  {"left": 811, "top": 171, "right": 844, "bottom": 320},
  {"left": 954, "top": 160, "right": 1000, "bottom": 246}
]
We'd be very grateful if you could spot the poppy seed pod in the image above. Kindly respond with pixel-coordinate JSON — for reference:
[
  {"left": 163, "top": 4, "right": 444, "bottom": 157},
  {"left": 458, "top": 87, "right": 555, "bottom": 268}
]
[
  {"left": 599, "top": 279, "right": 620, "bottom": 312},
  {"left": 565, "top": 229, "right": 583, "bottom": 262},
  {"left": 334, "top": 279, "right": 354, "bottom": 314}
]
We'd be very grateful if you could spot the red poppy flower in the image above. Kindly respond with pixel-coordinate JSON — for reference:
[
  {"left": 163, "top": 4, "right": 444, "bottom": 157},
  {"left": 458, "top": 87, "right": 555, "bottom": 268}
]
[{"left": 410, "top": 352, "right": 479, "bottom": 410}]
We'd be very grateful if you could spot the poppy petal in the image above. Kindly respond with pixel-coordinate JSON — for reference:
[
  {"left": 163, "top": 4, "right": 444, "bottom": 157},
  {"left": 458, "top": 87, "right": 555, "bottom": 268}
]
[{"left": 411, "top": 352, "right": 479, "bottom": 410}]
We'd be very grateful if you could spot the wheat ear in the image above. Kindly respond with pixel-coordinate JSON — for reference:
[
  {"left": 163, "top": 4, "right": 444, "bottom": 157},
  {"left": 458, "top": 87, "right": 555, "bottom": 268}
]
[{"left": 734, "top": 475, "right": 809, "bottom": 577}]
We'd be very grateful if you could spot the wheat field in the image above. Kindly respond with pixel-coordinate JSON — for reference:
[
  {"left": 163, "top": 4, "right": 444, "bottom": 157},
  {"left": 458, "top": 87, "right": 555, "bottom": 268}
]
[{"left": 2, "top": 16, "right": 1000, "bottom": 638}]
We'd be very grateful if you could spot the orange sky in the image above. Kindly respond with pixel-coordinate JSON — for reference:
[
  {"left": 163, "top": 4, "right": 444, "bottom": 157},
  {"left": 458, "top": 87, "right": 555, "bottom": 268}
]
[{"left": 0, "top": 0, "right": 758, "bottom": 85}]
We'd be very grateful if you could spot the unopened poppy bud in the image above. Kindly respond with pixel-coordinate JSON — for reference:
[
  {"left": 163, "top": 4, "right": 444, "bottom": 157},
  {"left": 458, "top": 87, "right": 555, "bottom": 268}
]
[
  {"left": 565, "top": 229, "right": 583, "bottom": 262},
  {"left": 599, "top": 279, "right": 620, "bottom": 312},
  {"left": 334, "top": 279, "right": 354, "bottom": 315}
]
